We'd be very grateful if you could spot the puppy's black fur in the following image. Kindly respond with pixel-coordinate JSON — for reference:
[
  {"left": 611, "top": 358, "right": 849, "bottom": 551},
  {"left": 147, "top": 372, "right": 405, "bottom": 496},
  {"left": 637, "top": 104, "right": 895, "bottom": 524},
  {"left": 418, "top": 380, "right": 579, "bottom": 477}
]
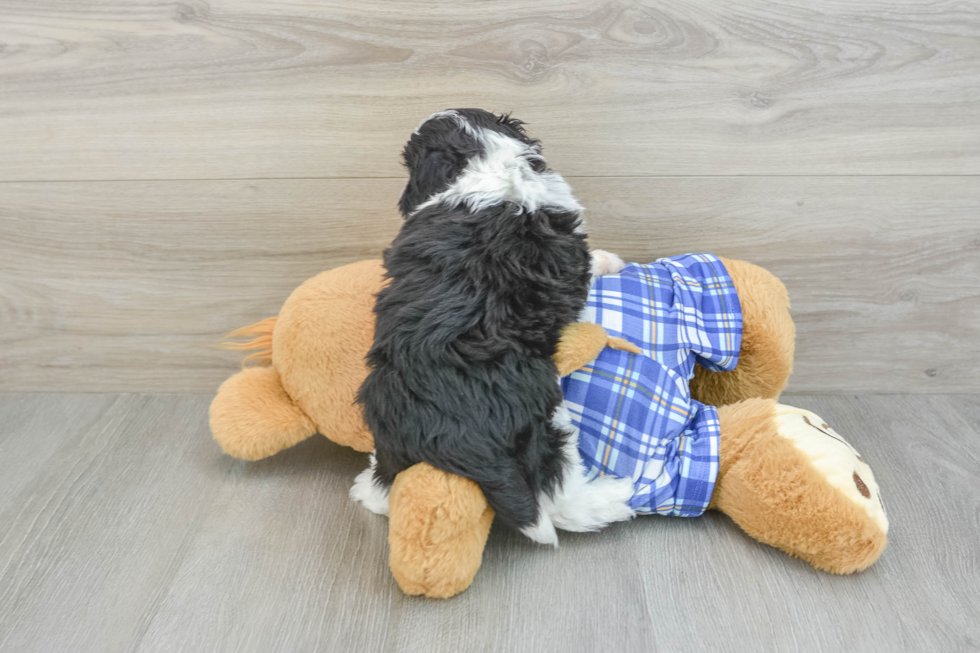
[{"left": 358, "top": 109, "right": 591, "bottom": 531}]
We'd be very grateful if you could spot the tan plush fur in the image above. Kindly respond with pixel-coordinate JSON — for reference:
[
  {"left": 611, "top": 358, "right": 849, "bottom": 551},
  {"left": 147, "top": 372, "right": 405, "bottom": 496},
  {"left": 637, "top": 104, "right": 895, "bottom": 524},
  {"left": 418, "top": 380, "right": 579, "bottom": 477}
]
[
  {"left": 212, "top": 260, "right": 630, "bottom": 458},
  {"left": 553, "top": 322, "right": 641, "bottom": 377},
  {"left": 712, "top": 399, "right": 887, "bottom": 574},
  {"left": 210, "top": 366, "right": 317, "bottom": 461},
  {"left": 211, "top": 256, "right": 886, "bottom": 598},
  {"left": 219, "top": 316, "right": 277, "bottom": 367},
  {"left": 271, "top": 260, "right": 383, "bottom": 453},
  {"left": 690, "top": 258, "right": 796, "bottom": 406},
  {"left": 554, "top": 322, "right": 609, "bottom": 377},
  {"left": 388, "top": 463, "right": 495, "bottom": 598},
  {"left": 211, "top": 261, "right": 381, "bottom": 455}
]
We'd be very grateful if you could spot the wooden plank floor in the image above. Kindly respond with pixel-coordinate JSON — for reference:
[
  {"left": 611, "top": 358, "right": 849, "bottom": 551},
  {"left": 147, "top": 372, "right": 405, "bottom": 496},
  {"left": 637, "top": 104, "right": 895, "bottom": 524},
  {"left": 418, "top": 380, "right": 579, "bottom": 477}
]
[
  {"left": 2, "top": 0, "right": 979, "bottom": 394},
  {"left": 1, "top": 392, "right": 977, "bottom": 653},
  {"left": 2, "top": 0, "right": 979, "bottom": 179},
  {"left": 2, "top": 177, "right": 978, "bottom": 394}
]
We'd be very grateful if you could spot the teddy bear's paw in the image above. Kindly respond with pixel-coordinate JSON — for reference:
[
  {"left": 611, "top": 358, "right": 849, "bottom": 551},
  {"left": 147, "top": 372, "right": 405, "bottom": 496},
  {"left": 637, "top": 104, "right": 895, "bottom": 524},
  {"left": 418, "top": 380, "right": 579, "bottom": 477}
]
[
  {"left": 350, "top": 454, "right": 390, "bottom": 516},
  {"left": 773, "top": 404, "right": 888, "bottom": 535},
  {"left": 590, "top": 249, "right": 626, "bottom": 277}
]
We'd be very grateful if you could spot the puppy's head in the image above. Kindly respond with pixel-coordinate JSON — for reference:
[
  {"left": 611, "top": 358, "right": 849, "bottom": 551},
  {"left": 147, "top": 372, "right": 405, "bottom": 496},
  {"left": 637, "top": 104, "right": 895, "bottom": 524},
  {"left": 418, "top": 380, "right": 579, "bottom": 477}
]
[{"left": 398, "top": 109, "right": 579, "bottom": 218}]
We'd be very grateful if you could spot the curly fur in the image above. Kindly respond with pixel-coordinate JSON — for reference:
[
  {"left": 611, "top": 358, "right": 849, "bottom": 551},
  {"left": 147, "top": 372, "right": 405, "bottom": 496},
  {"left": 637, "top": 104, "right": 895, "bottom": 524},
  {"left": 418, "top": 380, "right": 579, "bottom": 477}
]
[{"left": 358, "top": 109, "right": 593, "bottom": 536}]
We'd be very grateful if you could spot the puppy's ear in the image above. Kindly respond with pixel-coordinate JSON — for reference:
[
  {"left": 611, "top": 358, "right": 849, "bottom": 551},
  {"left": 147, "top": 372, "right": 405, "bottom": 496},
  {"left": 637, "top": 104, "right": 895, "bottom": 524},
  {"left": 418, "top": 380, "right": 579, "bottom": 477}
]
[
  {"left": 398, "top": 149, "right": 463, "bottom": 217},
  {"left": 497, "top": 113, "right": 540, "bottom": 149}
]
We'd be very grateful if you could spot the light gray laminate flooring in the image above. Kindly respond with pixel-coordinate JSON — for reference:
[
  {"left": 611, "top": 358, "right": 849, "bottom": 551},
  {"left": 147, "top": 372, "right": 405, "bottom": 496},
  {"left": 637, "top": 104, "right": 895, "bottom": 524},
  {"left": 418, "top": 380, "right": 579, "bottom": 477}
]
[{"left": 0, "top": 393, "right": 977, "bottom": 653}]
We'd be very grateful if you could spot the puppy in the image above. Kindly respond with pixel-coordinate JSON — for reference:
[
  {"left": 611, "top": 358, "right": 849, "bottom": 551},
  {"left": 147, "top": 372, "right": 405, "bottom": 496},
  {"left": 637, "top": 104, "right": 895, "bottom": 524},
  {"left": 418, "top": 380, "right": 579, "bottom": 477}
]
[{"left": 354, "top": 109, "right": 633, "bottom": 545}]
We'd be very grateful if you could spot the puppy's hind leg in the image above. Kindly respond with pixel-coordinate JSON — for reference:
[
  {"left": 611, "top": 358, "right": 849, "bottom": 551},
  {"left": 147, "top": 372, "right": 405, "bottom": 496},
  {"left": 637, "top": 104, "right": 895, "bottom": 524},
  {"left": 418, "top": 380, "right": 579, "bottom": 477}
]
[
  {"left": 519, "top": 510, "right": 560, "bottom": 548},
  {"left": 543, "top": 404, "right": 636, "bottom": 532},
  {"left": 350, "top": 453, "right": 390, "bottom": 515},
  {"left": 476, "top": 462, "right": 560, "bottom": 547}
]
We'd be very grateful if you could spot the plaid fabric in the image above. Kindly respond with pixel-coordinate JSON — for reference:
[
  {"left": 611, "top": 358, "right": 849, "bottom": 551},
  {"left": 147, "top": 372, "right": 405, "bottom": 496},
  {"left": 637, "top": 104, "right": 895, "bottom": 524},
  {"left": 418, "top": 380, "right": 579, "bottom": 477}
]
[{"left": 560, "top": 254, "right": 742, "bottom": 517}]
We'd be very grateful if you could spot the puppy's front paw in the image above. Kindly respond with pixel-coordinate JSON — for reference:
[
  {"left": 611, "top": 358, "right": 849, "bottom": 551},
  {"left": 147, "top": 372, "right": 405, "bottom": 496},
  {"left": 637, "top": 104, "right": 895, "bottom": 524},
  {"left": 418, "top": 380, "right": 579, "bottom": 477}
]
[{"left": 590, "top": 249, "right": 626, "bottom": 277}]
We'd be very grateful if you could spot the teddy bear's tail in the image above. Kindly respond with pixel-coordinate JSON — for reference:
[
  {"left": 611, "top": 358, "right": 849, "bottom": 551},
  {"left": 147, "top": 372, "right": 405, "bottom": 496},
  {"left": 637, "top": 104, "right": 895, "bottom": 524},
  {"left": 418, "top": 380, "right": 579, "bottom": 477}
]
[{"left": 218, "top": 316, "right": 278, "bottom": 367}]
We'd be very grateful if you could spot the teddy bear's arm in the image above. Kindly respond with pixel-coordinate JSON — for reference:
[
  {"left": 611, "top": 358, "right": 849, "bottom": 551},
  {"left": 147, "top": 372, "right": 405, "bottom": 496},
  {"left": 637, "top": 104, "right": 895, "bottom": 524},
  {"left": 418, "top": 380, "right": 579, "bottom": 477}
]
[
  {"left": 554, "top": 323, "right": 606, "bottom": 376},
  {"left": 553, "top": 323, "right": 640, "bottom": 377}
]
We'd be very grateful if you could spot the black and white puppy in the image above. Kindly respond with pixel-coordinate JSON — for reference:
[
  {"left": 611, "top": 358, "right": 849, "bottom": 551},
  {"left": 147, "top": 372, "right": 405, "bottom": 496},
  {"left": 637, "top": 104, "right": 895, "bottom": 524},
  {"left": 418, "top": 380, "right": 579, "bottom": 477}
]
[{"left": 352, "top": 109, "right": 633, "bottom": 545}]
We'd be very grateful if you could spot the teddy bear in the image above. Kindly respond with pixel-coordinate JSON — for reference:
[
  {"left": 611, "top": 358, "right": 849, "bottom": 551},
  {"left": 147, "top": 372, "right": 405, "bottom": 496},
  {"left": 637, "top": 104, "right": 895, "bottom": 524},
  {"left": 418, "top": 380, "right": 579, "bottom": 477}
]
[{"left": 210, "top": 255, "right": 888, "bottom": 598}]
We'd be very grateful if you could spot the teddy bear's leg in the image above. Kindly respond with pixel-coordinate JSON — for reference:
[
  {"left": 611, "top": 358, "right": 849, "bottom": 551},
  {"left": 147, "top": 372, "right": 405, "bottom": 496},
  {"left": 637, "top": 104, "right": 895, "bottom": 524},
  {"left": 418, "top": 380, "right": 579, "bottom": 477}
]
[
  {"left": 209, "top": 366, "right": 317, "bottom": 461},
  {"left": 690, "top": 259, "right": 795, "bottom": 406},
  {"left": 387, "top": 463, "right": 495, "bottom": 598},
  {"left": 711, "top": 398, "right": 887, "bottom": 574}
]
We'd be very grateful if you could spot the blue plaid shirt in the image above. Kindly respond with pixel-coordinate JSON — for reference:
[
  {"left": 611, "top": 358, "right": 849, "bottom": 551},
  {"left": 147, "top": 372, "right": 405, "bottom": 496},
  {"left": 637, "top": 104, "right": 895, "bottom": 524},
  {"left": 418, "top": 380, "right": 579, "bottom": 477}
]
[{"left": 560, "top": 254, "right": 743, "bottom": 517}]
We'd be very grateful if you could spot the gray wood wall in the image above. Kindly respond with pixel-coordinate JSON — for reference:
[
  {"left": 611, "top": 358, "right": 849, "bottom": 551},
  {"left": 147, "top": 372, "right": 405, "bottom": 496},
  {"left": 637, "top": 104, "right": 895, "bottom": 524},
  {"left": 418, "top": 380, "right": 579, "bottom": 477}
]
[{"left": 1, "top": 0, "right": 978, "bottom": 394}]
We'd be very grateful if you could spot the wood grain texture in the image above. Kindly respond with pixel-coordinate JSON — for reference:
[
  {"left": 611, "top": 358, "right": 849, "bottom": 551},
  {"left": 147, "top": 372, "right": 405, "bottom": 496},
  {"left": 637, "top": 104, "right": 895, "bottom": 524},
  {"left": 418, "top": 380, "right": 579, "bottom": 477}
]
[
  {"left": 1, "top": 0, "right": 979, "bottom": 180},
  {"left": 2, "top": 176, "right": 977, "bottom": 393},
  {"left": 0, "top": 392, "right": 977, "bottom": 653},
  {"left": 578, "top": 176, "right": 980, "bottom": 394}
]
